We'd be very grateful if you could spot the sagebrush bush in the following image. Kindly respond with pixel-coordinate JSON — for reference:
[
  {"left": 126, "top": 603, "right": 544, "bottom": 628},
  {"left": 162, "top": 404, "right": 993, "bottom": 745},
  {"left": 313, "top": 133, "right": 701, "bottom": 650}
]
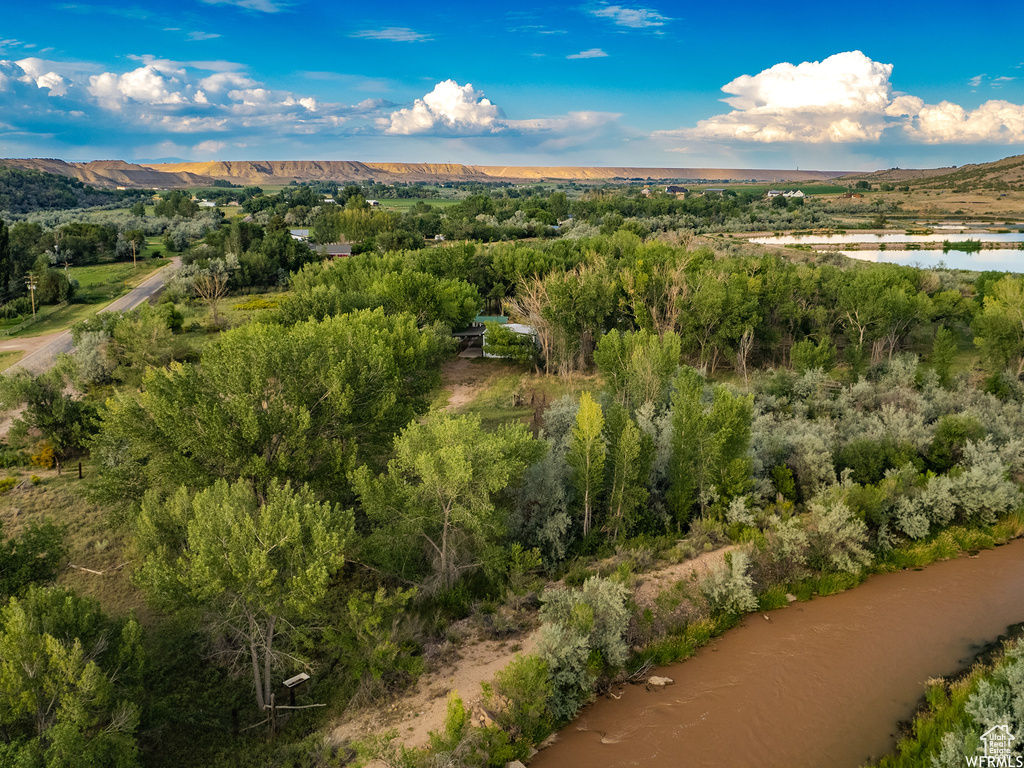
[
  {"left": 804, "top": 499, "right": 872, "bottom": 574},
  {"left": 700, "top": 550, "right": 757, "bottom": 616},
  {"left": 536, "top": 576, "right": 629, "bottom": 721}
]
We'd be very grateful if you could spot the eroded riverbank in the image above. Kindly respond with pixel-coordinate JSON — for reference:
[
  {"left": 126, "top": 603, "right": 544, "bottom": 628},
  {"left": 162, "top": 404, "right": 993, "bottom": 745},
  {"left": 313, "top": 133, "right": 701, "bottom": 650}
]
[{"left": 531, "top": 540, "right": 1024, "bottom": 768}]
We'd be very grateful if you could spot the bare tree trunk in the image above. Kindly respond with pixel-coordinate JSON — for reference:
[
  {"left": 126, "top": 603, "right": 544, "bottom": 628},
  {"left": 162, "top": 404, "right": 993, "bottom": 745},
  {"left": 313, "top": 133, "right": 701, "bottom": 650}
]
[
  {"left": 263, "top": 615, "right": 277, "bottom": 710},
  {"left": 248, "top": 612, "right": 266, "bottom": 711}
]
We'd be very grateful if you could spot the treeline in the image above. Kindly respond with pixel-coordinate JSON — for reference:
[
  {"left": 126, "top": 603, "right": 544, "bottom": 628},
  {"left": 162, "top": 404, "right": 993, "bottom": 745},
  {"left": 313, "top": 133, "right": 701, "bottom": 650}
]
[
  {"left": 0, "top": 166, "right": 146, "bottom": 213},
  {"left": 279, "top": 235, "right": 1024, "bottom": 386}
]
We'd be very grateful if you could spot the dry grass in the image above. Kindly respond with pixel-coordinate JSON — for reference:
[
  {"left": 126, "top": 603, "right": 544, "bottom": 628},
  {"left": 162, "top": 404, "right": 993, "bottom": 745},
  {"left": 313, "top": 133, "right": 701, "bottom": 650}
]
[{"left": 0, "top": 466, "right": 150, "bottom": 620}]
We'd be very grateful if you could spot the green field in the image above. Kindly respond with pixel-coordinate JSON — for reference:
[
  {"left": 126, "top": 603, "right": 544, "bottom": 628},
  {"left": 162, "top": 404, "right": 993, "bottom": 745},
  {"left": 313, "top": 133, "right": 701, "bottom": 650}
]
[
  {"left": 4, "top": 259, "right": 169, "bottom": 338},
  {"left": 379, "top": 198, "right": 462, "bottom": 211},
  {"left": 690, "top": 183, "right": 850, "bottom": 195}
]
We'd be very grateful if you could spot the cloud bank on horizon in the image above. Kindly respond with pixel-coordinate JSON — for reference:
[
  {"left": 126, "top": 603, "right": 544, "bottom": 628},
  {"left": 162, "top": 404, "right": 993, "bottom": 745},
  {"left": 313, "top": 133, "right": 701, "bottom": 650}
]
[
  {"left": 656, "top": 51, "right": 1024, "bottom": 147},
  {"left": 2, "top": 43, "right": 1024, "bottom": 165}
]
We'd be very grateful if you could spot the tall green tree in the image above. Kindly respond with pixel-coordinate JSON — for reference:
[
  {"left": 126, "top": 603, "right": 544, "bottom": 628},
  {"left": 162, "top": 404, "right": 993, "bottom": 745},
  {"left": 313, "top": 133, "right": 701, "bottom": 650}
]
[
  {"left": 566, "top": 392, "right": 606, "bottom": 537},
  {"left": 90, "top": 309, "right": 452, "bottom": 503},
  {"left": 0, "top": 586, "right": 143, "bottom": 768},
  {"left": 134, "top": 479, "right": 352, "bottom": 711},
  {"left": 974, "top": 275, "right": 1024, "bottom": 375},
  {"left": 594, "top": 329, "right": 680, "bottom": 412},
  {"left": 932, "top": 325, "right": 958, "bottom": 388},
  {"left": 603, "top": 409, "right": 649, "bottom": 542},
  {"left": 356, "top": 413, "right": 539, "bottom": 593},
  {"left": 668, "top": 367, "right": 753, "bottom": 524},
  {"left": 0, "top": 368, "right": 97, "bottom": 460}
]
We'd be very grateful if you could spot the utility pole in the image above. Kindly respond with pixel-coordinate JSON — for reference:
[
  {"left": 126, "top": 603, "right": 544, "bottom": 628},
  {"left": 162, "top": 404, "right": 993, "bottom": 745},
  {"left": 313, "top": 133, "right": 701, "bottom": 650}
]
[
  {"left": 130, "top": 238, "right": 137, "bottom": 268},
  {"left": 25, "top": 275, "right": 36, "bottom": 320}
]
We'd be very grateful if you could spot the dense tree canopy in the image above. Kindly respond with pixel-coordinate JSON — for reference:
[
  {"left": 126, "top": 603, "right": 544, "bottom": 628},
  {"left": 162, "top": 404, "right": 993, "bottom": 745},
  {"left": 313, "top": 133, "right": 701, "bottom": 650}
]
[{"left": 90, "top": 309, "right": 453, "bottom": 503}]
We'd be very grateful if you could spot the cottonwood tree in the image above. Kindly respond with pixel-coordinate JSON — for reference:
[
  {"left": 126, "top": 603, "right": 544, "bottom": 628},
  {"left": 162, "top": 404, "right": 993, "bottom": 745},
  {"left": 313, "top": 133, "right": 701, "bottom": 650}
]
[
  {"left": 669, "top": 367, "right": 753, "bottom": 524},
  {"left": 0, "top": 368, "right": 97, "bottom": 460},
  {"left": 974, "top": 275, "right": 1024, "bottom": 375},
  {"left": 594, "top": 329, "right": 681, "bottom": 412},
  {"left": 603, "top": 409, "right": 649, "bottom": 542},
  {"left": 90, "top": 309, "right": 452, "bottom": 503},
  {"left": 566, "top": 392, "right": 606, "bottom": 537},
  {"left": 0, "top": 586, "right": 143, "bottom": 767},
  {"left": 134, "top": 479, "right": 352, "bottom": 712},
  {"left": 356, "top": 413, "right": 539, "bottom": 593}
]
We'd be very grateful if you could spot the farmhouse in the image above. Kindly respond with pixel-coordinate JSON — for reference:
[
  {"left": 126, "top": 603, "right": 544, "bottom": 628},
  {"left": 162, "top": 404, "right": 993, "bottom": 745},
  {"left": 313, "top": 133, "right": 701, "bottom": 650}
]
[{"left": 314, "top": 243, "right": 353, "bottom": 258}]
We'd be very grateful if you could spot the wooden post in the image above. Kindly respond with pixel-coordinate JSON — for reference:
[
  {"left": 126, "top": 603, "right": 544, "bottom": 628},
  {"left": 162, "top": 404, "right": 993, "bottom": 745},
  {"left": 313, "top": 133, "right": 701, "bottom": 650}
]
[
  {"left": 269, "top": 693, "right": 276, "bottom": 736},
  {"left": 290, "top": 686, "right": 296, "bottom": 708},
  {"left": 78, "top": 462, "right": 82, "bottom": 479},
  {"left": 231, "top": 708, "right": 239, "bottom": 737},
  {"left": 56, "top": 461, "right": 61, "bottom": 477}
]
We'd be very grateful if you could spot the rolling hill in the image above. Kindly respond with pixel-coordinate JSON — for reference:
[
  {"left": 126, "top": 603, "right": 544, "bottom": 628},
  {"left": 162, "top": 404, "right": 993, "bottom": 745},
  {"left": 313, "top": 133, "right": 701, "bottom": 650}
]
[{"left": 0, "top": 158, "right": 849, "bottom": 189}]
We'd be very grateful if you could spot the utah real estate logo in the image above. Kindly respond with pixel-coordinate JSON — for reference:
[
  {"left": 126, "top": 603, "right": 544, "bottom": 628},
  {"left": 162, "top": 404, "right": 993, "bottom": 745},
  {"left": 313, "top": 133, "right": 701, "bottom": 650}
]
[{"left": 965, "top": 725, "right": 1023, "bottom": 767}]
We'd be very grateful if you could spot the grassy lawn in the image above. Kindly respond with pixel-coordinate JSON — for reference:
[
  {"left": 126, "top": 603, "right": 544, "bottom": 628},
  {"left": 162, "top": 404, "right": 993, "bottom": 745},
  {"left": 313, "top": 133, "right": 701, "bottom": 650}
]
[
  {"left": 5, "top": 258, "right": 170, "bottom": 339},
  {"left": 381, "top": 198, "right": 461, "bottom": 211}
]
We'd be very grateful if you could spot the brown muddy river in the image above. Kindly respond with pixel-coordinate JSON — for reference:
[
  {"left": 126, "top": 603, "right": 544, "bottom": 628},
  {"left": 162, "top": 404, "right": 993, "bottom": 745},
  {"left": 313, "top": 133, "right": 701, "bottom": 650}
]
[{"left": 532, "top": 540, "right": 1024, "bottom": 768}]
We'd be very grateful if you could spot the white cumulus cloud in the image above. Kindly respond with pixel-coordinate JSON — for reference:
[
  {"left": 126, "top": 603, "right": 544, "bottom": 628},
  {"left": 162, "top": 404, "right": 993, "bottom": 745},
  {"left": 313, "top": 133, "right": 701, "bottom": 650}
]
[
  {"left": 658, "top": 50, "right": 1024, "bottom": 147},
  {"left": 15, "top": 58, "right": 68, "bottom": 96},
  {"left": 905, "top": 100, "right": 1024, "bottom": 143},
  {"left": 386, "top": 80, "right": 503, "bottom": 135},
  {"left": 198, "top": 72, "right": 257, "bottom": 93},
  {"left": 194, "top": 139, "right": 227, "bottom": 154}
]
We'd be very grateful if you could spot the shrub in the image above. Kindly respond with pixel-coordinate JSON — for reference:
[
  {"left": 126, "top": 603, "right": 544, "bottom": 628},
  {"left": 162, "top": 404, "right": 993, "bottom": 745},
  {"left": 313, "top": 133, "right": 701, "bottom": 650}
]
[
  {"left": 29, "top": 444, "right": 54, "bottom": 469},
  {"left": 791, "top": 338, "right": 836, "bottom": 374},
  {"left": 536, "top": 576, "right": 629, "bottom": 721},
  {"left": 836, "top": 438, "right": 920, "bottom": 486},
  {"left": 327, "top": 587, "right": 422, "bottom": 704},
  {"left": 700, "top": 550, "right": 757, "bottom": 616},
  {"left": 425, "top": 694, "right": 521, "bottom": 768},
  {"left": 0, "top": 477, "right": 17, "bottom": 494},
  {"left": 804, "top": 499, "right": 872, "bottom": 574},
  {"left": 481, "top": 655, "right": 554, "bottom": 744},
  {"left": 770, "top": 465, "right": 797, "bottom": 501},
  {"left": 926, "top": 415, "right": 985, "bottom": 474},
  {"left": 948, "top": 439, "right": 1022, "bottom": 525}
]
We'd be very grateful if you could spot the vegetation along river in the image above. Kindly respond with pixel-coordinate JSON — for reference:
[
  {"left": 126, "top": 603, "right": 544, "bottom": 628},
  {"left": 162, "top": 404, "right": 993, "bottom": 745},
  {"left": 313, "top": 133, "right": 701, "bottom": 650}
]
[{"left": 532, "top": 540, "right": 1024, "bottom": 768}]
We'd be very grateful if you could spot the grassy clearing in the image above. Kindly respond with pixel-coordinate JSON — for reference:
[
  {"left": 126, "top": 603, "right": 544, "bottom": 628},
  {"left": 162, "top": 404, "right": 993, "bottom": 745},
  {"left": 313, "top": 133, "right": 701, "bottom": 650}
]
[
  {"left": 8, "top": 258, "right": 171, "bottom": 338},
  {"left": 439, "top": 357, "right": 599, "bottom": 431},
  {"left": 380, "top": 198, "right": 462, "bottom": 211},
  {"left": 0, "top": 464, "right": 150, "bottom": 620}
]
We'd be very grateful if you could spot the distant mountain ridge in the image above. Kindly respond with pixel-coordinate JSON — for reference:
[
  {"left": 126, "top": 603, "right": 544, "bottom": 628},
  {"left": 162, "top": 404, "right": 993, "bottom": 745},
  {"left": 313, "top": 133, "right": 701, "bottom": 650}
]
[
  {"left": 841, "top": 154, "right": 1024, "bottom": 190},
  {"left": 0, "top": 158, "right": 850, "bottom": 189}
]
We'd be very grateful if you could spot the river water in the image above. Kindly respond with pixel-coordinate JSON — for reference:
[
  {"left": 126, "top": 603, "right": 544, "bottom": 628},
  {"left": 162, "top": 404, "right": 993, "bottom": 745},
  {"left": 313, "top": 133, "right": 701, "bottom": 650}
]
[
  {"left": 532, "top": 541, "right": 1024, "bottom": 768},
  {"left": 749, "top": 233, "right": 1024, "bottom": 245}
]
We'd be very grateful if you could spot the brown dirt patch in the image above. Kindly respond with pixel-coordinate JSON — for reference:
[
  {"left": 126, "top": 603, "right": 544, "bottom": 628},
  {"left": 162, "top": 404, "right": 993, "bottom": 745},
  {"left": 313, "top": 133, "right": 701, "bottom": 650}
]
[
  {"left": 330, "top": 629, "right": 539, "bottom": 751},
  {"left": 329, "top": 545, "right": 739, "bottom": 754}
]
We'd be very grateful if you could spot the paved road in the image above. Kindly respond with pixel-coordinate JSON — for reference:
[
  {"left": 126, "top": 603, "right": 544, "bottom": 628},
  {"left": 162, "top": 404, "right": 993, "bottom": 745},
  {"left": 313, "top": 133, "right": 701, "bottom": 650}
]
[{"left": 10, "top": 257, "right": 181, "bottom": 375}]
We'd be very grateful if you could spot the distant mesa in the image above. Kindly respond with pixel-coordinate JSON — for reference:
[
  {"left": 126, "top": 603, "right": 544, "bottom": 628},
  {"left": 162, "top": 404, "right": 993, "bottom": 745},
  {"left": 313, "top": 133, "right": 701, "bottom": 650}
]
[
  {"left": 6, "top": 155, "right": 1022, "bottom": 191},
  {"left": 0, "top": 157, "right": 849, "bottom": 189}
]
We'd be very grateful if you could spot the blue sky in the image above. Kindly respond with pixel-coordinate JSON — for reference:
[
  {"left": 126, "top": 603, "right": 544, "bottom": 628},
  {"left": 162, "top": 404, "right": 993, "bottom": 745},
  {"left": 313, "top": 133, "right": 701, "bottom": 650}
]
[{"left": 2, "top": 0, "right": 1024, "bottom": 170}]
